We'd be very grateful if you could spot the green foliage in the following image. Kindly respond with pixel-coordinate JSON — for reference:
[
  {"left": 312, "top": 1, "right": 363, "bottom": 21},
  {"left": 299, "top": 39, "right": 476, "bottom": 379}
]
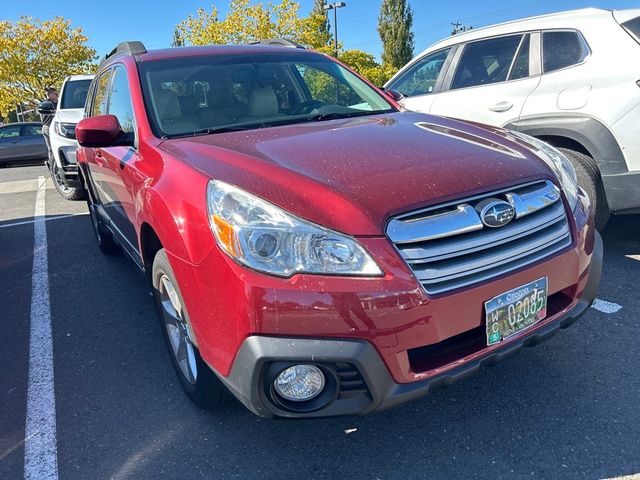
[
  {"left": 177, "top": 0, "right": 306, "bottom": 46},
  {"left": 175, "top": 1, "right": 396, "bottom": 86},
  {"left": 171, "top": 28, "right": 185, "bottom": 47},
  {"left": 378, "top": 0, "right": 414, "bottom": 70},
  {"left": 0, "top": 16, "right": 96, "bottom": 116},
  {"left": 340, "top": 50, "right": 397, "bottom": 86},
  {"left": 308, "top": 0, "right": 332, "bottom": 47}
]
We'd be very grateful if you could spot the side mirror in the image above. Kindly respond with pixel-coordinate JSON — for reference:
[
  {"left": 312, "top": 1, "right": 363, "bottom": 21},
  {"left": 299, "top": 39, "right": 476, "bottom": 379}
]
[
  {"left": 76, "top": 115, "right": 133, "bottom": 148},
  {"left": 383, "top": 89, "right": 405, "bottom": 102},
  {"left": 37, "top": 100, "right": 56, "bottom": 115}
]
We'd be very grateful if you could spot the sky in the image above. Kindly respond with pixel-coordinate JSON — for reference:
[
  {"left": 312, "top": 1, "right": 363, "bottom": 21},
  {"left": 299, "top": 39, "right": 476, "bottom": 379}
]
[{"left": 5, "top": 0, "right": 639, "bottom": 61}]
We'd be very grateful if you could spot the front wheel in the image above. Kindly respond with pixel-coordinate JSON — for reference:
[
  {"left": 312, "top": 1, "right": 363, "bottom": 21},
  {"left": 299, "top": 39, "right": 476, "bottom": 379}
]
[
  {"left": 152, "top": 249, "right": 228, "bottom": 409},
  {"left": 558, "top": 148, "right": 610, "bottom": 230},
  {"left": 50, "top": 162, "right": 85, "bottom": 201}
]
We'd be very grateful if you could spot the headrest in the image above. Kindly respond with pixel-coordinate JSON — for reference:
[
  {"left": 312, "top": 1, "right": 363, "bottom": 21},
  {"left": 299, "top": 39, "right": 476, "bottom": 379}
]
[
  {"left": 248, "top": 87, "right": 279, "bottom": 117},
  {"left": 155, "top": 88, "right": 181, "bottom": 121}
]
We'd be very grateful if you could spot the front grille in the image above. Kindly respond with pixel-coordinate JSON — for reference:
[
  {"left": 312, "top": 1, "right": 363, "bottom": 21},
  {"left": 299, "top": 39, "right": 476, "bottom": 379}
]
[{"left": 387, "top": 180, "right": 572, "bottom": 295}]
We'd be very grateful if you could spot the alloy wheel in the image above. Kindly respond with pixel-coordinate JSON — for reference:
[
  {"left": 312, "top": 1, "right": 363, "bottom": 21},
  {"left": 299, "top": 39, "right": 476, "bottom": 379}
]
[
  {"left": 52, "top": 163, "right": 72, "bottom": 194},
  {"left": 159, "top": 274, "right": 198, "bottom": 384}
]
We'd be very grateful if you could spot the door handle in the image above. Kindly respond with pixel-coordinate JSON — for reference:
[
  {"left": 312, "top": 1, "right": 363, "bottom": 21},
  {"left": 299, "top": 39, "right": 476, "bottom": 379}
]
[
  {"left": 489, "top": 101, "right": 513, "bottom": 112},
  {"left": 94, "top": 150, "right": 105, "bottom": 166}
]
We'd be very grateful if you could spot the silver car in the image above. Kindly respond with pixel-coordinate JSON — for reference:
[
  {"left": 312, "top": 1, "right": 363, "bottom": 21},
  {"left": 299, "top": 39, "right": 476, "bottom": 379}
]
[{"left": 0, "top": 122, "right": 48, "bottom": 166}]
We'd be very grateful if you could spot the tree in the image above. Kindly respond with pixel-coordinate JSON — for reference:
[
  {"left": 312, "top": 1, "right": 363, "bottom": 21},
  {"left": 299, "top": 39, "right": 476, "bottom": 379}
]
[
  {"left": 177, "top": 0, "right": 305, "bottom": 46},
  {"left": 171, "top": 27, "right": 185, "bottom": 47},
  {"left": 340, "top": 49, "right": 396, "bottom": 86},
  {"left": 0, "top": 17, "right": 96, "bottom": 116},
  {"left": 175, "top": 1, "right": 393, "bottom": 84},
  {"left": 378, "top": 0, "right": 414, "bottom": 70},
  {"left": 306, "top": 0, "right": 332, "bottom": 48}
]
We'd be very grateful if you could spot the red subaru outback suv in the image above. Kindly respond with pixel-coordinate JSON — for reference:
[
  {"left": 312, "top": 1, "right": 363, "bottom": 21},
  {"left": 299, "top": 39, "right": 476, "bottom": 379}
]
[{"left": 76, "top": 40, "right": 602, "bottom": 418}]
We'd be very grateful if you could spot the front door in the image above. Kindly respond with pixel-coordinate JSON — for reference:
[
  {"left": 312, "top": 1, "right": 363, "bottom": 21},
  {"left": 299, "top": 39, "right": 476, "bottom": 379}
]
[
  {"left": 97, "top": 65, "right": 140, "bottom": 259},
  {"left": 21, "top": 124, "right": 47, "bottom": 160},
  {"left": 429, "top": 33, "right": 541, "bottom": 128},
  {"left": 387, "top": 47, "right": 454, "bottom": 114},
  {"left": 0, "top": 125, "right": 24, "bottom": 162}
]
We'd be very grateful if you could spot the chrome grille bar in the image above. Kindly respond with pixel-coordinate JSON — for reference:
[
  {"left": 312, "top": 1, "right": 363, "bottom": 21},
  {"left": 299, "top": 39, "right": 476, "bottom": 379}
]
[{"left": 387, "top": 180, "right": 572, "bottom": 295}]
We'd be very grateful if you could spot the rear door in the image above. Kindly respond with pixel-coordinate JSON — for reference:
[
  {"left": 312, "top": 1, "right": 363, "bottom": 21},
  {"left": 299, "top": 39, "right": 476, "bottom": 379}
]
[
  {"left": 21, "top": 124, "right": 47, "bottom": 160},
  {"left": 84, "top": 69, "right": 114, "bottom": 205},
  {"left": 0, "top": 125, "right": 24, "bottom": 162},
  {"left": 429, "top": 33, "right": 542, "bottom": 127}
]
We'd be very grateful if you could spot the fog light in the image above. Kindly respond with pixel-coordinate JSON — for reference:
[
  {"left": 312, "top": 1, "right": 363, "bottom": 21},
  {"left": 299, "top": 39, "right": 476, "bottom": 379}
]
[{"left": 273, "top": 365, "right": 325, "bottom": 402}]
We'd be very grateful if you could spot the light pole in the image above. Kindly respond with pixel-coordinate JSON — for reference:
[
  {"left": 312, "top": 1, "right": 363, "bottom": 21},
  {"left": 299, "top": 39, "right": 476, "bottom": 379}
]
[{"left": 323, "top": 1, "right": 346, "bottom": 57}]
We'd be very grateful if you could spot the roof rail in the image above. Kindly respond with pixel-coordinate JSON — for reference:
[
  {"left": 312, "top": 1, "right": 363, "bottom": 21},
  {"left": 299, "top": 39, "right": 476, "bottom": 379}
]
[
  {"left": 249, "top": 38, "right": 305, "bottom": 49},
  {"left": 100, "top": 41, "right": 147, "bottom": 66}
]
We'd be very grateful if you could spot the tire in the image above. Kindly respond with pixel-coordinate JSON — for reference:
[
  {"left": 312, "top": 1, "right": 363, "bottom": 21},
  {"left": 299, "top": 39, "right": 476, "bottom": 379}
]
[
  {"left": 87, "top": 201, "right": 119, "bottom": 255},
  {"left": 558, "top": 148, "right": 610, "bottom": 230},
  {"left": 50, "top": 162, "right": 85, "bottom": 201},
  {"left": 152, "top": 249, "right": 228, "bottom": 409}
]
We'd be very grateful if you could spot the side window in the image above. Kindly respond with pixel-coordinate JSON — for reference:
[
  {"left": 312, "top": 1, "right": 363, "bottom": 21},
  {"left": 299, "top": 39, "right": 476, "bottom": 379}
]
[
  {"left": 543, "top": 31, "right": 589, "bottom": 73},
  {"left": 0, "top": 125, "right": 21, "bottom": 138},
  {"left": 509, "top": 34, "right": 530, "bottom": 80},
  {"left": 387, "top": 48, "right": 451, "bottom": 97},
  {"left": 622, "top": 16, "right": 640, "bottom": 43},
  {"left": 23, "top": 125, "right": 43, "bottom": 136},
  {"left": 107, "top": 67, "right": 135, "bottom": 133},
  {"left": 91, "top": 71, "right": 111, "bottom": 117},
  {"left": 451, "top": 35, "right": 523, "bottom": 89}
]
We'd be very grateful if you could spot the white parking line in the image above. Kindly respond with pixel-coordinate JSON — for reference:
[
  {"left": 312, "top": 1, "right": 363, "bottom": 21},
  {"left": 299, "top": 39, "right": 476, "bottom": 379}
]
[
  {"left": 0, "top": 212, "right": 89, "bottom": 230},
  {"left": 23, "top": 176, "right": 58, "bottom": 480},
  {"left": 0, "top": 178, "right": 54, "bottom": 195},
  {"left": 591, "top": 298, "right": 623, "bottom": 314}
]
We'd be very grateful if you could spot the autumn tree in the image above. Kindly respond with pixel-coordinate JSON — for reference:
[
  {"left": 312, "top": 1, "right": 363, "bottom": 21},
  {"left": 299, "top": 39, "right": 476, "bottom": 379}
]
[
  {"left": 177, "top": 0, "right": 305, "bottom": 46},
  {"left": 378, "top": 0, "right": 414, "bottom": 70},
  {"left": 0, "top": 17, "right": 96, "bottom": 116},
  {"left": 175, "top": 0, "right": 395, "bottom": 85},
  {"left": 302, "top": 0, "right": 332, "bottom": 50}
]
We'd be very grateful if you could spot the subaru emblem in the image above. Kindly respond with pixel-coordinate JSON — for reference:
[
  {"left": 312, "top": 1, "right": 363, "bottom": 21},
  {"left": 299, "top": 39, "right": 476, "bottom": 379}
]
[{"left": 477, "top": 199, "right": 516, "bottom": 228}]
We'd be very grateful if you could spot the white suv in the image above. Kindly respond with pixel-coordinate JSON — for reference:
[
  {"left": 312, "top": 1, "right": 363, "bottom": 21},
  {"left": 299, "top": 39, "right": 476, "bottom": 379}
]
[
  {"left": 49, "top": 74, "right": 94, "bottom": 200},
  {"left": 385, "top": 8, "right": 640, "bottom": 229}
]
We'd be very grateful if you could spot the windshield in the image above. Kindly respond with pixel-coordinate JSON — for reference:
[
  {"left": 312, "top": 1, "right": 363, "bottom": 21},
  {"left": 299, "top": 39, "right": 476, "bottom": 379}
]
[
  {"left": 138, "top": 52, "right": 395, "bottom": 138},
  {"left": 60, "top": 79, "right": 92, "bottom": 109}
]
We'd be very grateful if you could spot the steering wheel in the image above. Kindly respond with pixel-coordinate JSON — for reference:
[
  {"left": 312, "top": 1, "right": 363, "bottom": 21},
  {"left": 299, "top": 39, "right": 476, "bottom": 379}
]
[{"left": 291, "top": 100, "right": 325, "bottom": 115}]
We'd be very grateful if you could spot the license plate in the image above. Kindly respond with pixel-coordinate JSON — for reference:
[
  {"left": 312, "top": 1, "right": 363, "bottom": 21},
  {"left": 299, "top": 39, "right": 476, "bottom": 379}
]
[{"left": 485, "top": 277, "right": 548, "bottom": 346}]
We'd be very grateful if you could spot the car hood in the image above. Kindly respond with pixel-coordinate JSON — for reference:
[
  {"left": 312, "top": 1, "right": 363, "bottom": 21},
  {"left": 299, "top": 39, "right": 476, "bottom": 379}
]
[
  {"left": 160, "top": 112, "right": 558, "bottom": 236},
  {"left": 54, "top": 108, "right": 84, "bottom": 124}
]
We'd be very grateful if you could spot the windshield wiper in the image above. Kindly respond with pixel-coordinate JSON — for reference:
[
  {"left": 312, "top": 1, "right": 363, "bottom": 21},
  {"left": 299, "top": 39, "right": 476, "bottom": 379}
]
[
  {"left": 161, "top": 110, "right": 394, "bottom": 139},
  {"left": 306, "top": 110, "right": 392, "bottom": 122}
]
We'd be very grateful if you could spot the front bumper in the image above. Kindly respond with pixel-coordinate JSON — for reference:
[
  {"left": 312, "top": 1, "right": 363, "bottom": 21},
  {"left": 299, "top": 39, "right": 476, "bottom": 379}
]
[
  {"left": 51, "top": 134, "right": 80, "bottom": 187},
  {"left": 217, "top": 232, "right": 602, "bottom": 418}
]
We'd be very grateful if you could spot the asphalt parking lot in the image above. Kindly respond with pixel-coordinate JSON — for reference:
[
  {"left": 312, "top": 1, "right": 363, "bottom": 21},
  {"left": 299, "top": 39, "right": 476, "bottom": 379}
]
[{"left": 1, "top": 164, "right": 639, "bottom": 480}]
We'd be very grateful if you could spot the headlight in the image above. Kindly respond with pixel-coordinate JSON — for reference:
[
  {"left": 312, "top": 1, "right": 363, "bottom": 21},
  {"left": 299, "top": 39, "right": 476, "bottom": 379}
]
[
  {"left": 55, "top": 122, "right": 76, "bottom": 139},
  {"left": 206, "top": 180, "right": 383, "bottom": 277},
  {"left": 509, "top": 131, "right": 579, "bottom": 212}
]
